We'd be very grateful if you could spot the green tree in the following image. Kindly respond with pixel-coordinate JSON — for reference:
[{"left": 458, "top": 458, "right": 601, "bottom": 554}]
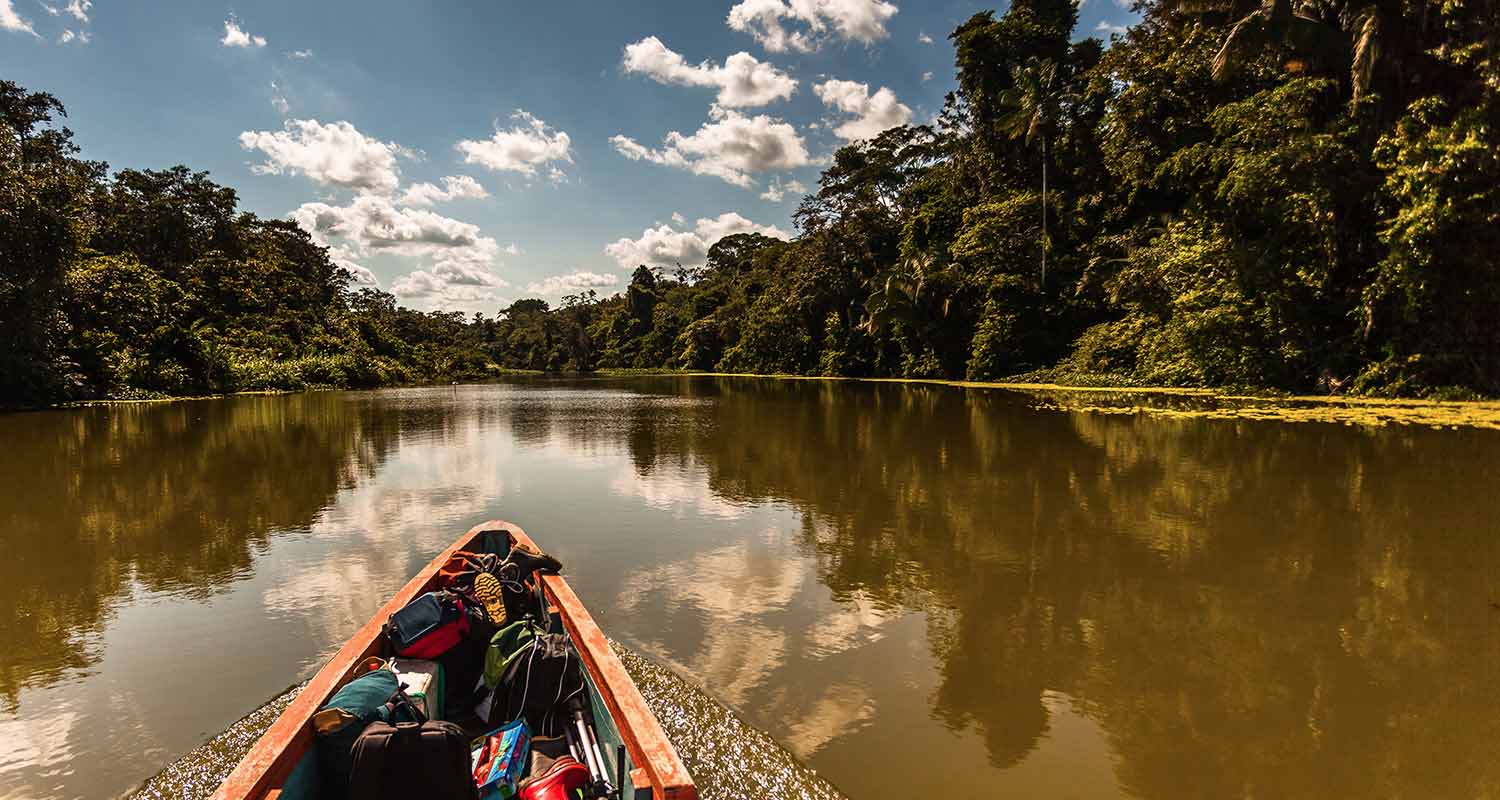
[
  {"left": 0, "top": 81, "right": 103, "bottom": 403},
  {"left": 1360, "top": 97, "right": 1500, "bottom": 394},
  {"left": 999, "top": 58, "right": 1069, "bottom": 286}
]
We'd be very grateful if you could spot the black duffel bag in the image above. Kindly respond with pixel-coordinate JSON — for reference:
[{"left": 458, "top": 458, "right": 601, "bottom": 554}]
[{"left": 346, "top": 706, "right": 477, "bottom": 800}]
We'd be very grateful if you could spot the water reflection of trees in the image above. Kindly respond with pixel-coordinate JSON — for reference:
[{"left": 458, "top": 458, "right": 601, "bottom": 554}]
[
  {"left": 608, "top": 377, "right": 1500, "bottom": 798},
  {"left": 0, "top": 394, "right": 405, "bottom": 707}
]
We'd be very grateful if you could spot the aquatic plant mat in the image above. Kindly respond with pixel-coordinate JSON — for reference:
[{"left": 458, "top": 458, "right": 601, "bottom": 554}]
[
  {"left": 1008, "top": 386, "right": 1500, "bottom": 430},
  {"left": 613, "top": 642, "right": 848, "bottom": 800},
  {"left": 131, "top": 684, "right": 303, "bottom": 799}
]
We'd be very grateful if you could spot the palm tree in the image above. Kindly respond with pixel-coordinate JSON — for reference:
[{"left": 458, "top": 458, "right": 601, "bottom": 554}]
[
  {"left": 1212, "top": 0, "right": 1327, "bottom": 79},
  {"left": 1211, "top": 0, "right": 1398, "bottom": 104},
  {"left": 862, "top": 252, "right": 938, "bottom": 334},
  {"left": 998, "top": 58, "right": 1066, "bottom": 287},
  {"left": 1340, "top": 2, "right": 1393, "bottom": 102}
]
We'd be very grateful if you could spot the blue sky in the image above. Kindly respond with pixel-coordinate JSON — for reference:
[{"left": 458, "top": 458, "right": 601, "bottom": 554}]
[{"left": 2, "top": 0, "right": 1137, "bottom": 313}]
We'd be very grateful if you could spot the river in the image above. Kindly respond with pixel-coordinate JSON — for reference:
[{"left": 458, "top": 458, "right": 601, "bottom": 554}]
[{"left": 1, "top": 377, "right": 1497, "bottom": 799}]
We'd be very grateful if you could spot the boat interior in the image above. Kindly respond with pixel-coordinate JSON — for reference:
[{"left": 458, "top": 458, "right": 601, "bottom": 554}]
[{"left": 214, "top": 522, "right": 694, "bottom": 800}]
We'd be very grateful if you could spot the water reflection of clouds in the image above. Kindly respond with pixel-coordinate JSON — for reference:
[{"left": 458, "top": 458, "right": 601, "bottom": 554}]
[
  {"left": 0, "top": 711, "right": 77, "bottom": 781},
  {"left": 618, "top": 532, "right": 804, "bottom": 706},
  {"left": 804, "top": 590, "right": 896, "bottom": 661},
  {"left": 779, "top": 683, "right": 877, "bottom": 759},
  {"left": 262, "top": 559, "right": 384, "bottom": 671},
  {"left": 263, "top": 412, "right": 512, "bottom": 670},
  {"left": 609, "top": 462, "right": 751, "bottom": 520},
  {"left": 614, "top": 525, "right": 901, "bottom": 762}
]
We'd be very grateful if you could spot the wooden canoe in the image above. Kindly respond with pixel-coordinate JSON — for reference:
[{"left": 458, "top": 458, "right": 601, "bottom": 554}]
[{"left": 212, "top": 520, "right": 696, "bottom": 800}]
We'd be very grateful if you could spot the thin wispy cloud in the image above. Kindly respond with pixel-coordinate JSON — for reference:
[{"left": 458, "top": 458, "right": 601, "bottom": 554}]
[{"left": 1, "top": 0, "right": 38, "bottom": 35}]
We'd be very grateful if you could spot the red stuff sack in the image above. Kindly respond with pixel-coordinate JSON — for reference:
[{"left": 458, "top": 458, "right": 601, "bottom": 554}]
[
  {"left": 387, "top": 592, "right": 469, "bottom": 659},
  {"left": 437, "top": 551, "right": 500, "bottom": 593},
  {"left": 518, "top": 755, "right": 592, "bottom": 800}
]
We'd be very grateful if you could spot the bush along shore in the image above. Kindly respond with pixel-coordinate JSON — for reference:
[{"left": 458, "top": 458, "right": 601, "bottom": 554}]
[{"left": 5, "top": 0, "right": 1500, "bottom": 409}]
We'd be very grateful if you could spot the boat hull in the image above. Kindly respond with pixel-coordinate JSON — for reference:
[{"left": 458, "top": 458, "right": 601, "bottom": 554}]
[{"left": 212, "top": 520, "right": 695, "bottom": 800}]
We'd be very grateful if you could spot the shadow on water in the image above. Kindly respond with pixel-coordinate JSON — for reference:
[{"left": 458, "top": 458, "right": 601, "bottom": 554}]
[{"left": 130, "top": 642, "right": 848, "bottom": 800}]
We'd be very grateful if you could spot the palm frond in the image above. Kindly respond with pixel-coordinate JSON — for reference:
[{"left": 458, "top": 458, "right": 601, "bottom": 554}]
[
  {"left": 1213, "top": 12, "right": 1271, "bottom": 81},
  {"left": 1350, "top": 9, "right": 1380, "bottom": 101}
]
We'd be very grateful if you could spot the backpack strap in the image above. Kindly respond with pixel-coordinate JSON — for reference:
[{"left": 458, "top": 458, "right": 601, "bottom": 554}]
[{"left": 381, "top": 684, "right": 429, "bottom": 725}]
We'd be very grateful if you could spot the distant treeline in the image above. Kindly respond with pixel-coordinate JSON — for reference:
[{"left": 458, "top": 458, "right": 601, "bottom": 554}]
[{"left": 5, "top": 0, "right": 1500, "bottom": 406}]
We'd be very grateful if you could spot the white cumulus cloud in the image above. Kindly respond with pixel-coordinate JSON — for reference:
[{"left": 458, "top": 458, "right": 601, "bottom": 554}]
[
  {"left": 622, "top": 36, "right": 797, "bottom": 108},
  {"left": 221, "top": 15, "right": 266, "bottom": 48},
  {"left": 814, "top": 79, "right": 911, "bottom": 141},
  {"left": 327, "top": 244, "right": 379, "bottom": 287},
  {"left": 239, "top": 119, "right": 407, "bottom": 194},
  {"left": 760, "top": 176, "right": 807, "bottom": 203},
  {"left": 291, "top": 195, "right": 490, "bottom": 254},
  {"left": 523, "top": 271, "right": 621, "bottom": 297},
  {"left": 290, "top": 195, "right": 511, "bottom": 309},
  {"left": 918, "top": 32, "right": 934, "bottom": 45},
  {"left": 1096, "top": 20, "right": 1129, "bottom": 35},
  {"left": 727, "top": 0, "right": 898, "bottom": 53},
  {"left": 400, "top": 175, "right": 489, "bottom": 207},
  {"left": 1, "top": 0, "right": 37, "bottom": 35},
  {"left": 64, "top": 0, "right": 87, "bottom": 22},
  {"left": 606, "top": 212, "right": 789, "bottom": 269},
  {"left": 610, "top": 105, "right": 810, "bottom": 189},
  {"left": 389, "top": 272, "right": 505, "bottom": 307},
  {"left": 456, "top": 110, "right": 573, "bottom": 181}
]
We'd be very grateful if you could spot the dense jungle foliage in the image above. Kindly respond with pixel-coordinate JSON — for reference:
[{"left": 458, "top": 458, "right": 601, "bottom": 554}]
[
  {"left": 0, "top": 83, "right": 498, "bottom": 406},
  {"left": 4, "top": 0, "right": 1499, "bottom": 406}
]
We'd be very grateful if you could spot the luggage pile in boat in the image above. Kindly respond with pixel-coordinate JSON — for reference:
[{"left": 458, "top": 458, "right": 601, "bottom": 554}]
[{"left": 310, "top": 533, "right": 623, "bottom": 800}]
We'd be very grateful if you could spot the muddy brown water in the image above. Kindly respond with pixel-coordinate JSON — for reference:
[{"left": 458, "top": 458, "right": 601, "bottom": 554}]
[{"left": 1, "top": 377, "right": 1498, "bottom": 799}]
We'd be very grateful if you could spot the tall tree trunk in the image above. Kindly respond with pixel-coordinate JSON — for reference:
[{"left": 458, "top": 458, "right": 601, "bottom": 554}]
[{"left": 1041, "top": 135, "right": 1048, "bottom": 288}]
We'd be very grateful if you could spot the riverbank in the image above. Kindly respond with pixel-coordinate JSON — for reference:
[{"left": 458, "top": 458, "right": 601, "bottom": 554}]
[
  {"left": 1, "top": 366, "right": 550, "bottom": 413},
  {"left": 593, "top": 370, "right": 1500, "bottom": 430},
  {"left": 14, "top": 370, "right": 1500, "bottom": 430}
]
